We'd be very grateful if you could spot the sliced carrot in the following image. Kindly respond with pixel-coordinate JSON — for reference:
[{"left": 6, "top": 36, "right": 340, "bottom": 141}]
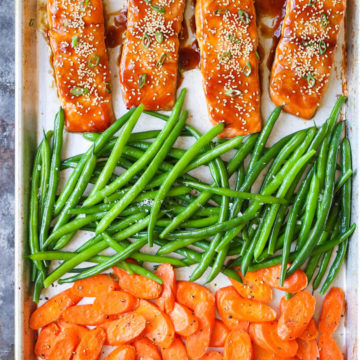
[
  {"left": 133, "top": 337, "right": 162, "bottom": 360},
  {"left": 230, "top": 270, "right": 273, "bottom": 304},
  {"left": 224, "top": 329, "right": 253, "bottom": 360},
  {"left": 93, "top": 290, "right": 137, "bottom": 315},
  {"left": 103, "top": 345, "right": 136, "bottom": 360},
  {"left": 318, "top": 334, "right": 344, "bottom": 360},
  {"left": 155, "top": 264, "right": 176, "bottom": 313},
  {"left": 277, "top": 291, "right": 316, "bottom": 341},
  {"left": 62, "top": 304, "right": 108, "bottom": 325},
  {"left": 252, "top": 343, "right": 297, "bottom": 360},
  {"left": 113, "top": 266, "right": 162, "bottom": 299},
  {"left": 318, "top": 287, "right": 345, "bottom": 335},
  {"left": 299, "top": 318, "right": 318, "bottom": 341},
  {"left": 136, "top": 299, "right": 175, "bottom": 349},
  {"left": 161, "top": 336, "right": 189, "bottom": 360},
  {"left": 35, "top": 323, "right": 61, "bottom": 359},
  {"left": 216, "top": 287, "right": 249, "bottom": 331},
  {"left": 73, "top": 327, "right": 106, "bottom": 360},
  {"left": 100, "top": 312, "right": 146, "bottom": 346},
  {"left": 256, "top": 265, "right": 308, "bottom": 293},
  {"left": 169, "top": 302, "right": 199, "bottom": 337},
  {"left": 199, "top": 352, "right": 224, "bottom": 360},
  {"left": 297, "top": 339, "right": 319, "bottom": 360},
  {"left": 249, "top": 322, "right": 298, "bottom": 358},
  {"left": 57, "top": 320, "right": 89, "bottom": 338},
  {"left": 210, "top": 319, "right": 229, "bottom": 347},
  {"left": 30, "top": 289, "right": 81, "bottom": 330},
  {"left": 176, "top": 281, "right": 216, "bottom": 359},
  {"left": 48, "top": 327, "right": 81, "bottom": 360},
  {"left": 71, "top": 274, "right": 119, "bottom": 297}
]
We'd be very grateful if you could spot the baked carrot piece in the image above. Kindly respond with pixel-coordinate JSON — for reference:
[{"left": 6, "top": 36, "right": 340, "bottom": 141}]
[
  {"left": 210, "top": 319, "right": 229, "bottom": 347},
  {"left": 104, "top": 345, "right": 136, "bottom": 360},
  {"left": 93, "top": 290, "right": 137, "bottom": 315},
  {"left": 216, "top": 287, "right": 249, "bottom": 331},
  {"left": 113, "top": 266, "right": 162, "bottom": 299},
  {"left": 277, "top": 291, "right": 316, "bottom": 341},
  {"left": 297, "top": 339, "right": 319, "bottom": 360},
  {"left": 155, "top": 264, "right": 176, "bottom": 314},
  {"left": 57, "top": 320, "right": 89, "bottom": 338},
  {"left": 256, "top": 265, "right": 308, "bottom": 293},
  {"left": 224, "top": 329, "right": 253, "bottom": 360},
  {"left": 230, "top": 270, "right": 273, "bottom": 304},
  {"left": 30, "top": 289, "right": 81, "bottom": 330},
  {"left": 136, "top": 299, "right": 175, "bottom": 349},
  {"left": 133, "top": 338, "right": 162, "bottom": 360},
  {"left": 169, "top": 302, "right": 199, "bottom": 337},
  {"left": 62, "top": 304, "right": 108, "bottom": 325},
  {"left": 199, "top": 352, "right": 224, "bottom": 360},
  {"left": 252, "top": 343, "right": 297, "bottom": 360},
  {"left": 299, "top": 318, "right": 319, "bottom": 341},
  {"left": 249, "top": 322, "right": 298, "bottom": 358},
  {"left": 100, "top": 312, "right": 146, "bottom": 345},
  {"left": 176, "top": 281, "right": 216, "bottom": 359},
  {"left": 73, "top": 327, "right": 106, "bottom": 360},
  {"left": 318, "top": 334, "right": 344, "bottom": 360},
  {"left": 71, "top": 274, "right": 119, "bottom": 297},
  {"left": 35, "top": 323, "right": 61, "bottom": 359},
  {"left": 318, "top": 287, "right": 345, "bottom": 335},
  {"left": 48, "top": 327, "right": 82, "bottom": 360},
  {"left": 161, "top": 336, "right": 189, "bottom": 360}
]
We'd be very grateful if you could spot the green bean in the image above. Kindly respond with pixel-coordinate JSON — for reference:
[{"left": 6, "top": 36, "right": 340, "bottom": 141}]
[
  {"left": 129, "top": 141, "right": 187, "bottom": 160},
  {"left": 147, "top": 123, "right": 225, "bottom": 246},
  {"left": 39, "top": 131, "right": 53, "bottom": 214},
  {"left": 84, "top": 130, "right": 162, "bottom": 142},
  {"left": 287, "top": 122, "right": 344, "bottom": 277},
  {"left": 335, "top": 169, "right": 353, "bottom": 193},
  {"left": 33, "top": 271, "right": 45, "bottom": 303},
  {"left": 39, "top": 109, "right": 65, "bottom": 248},
  {"left": 321, "top": 138, "right": 352, "bottom": 294},
  {"left": 54, "top": 108, "right": 136, "bottom": 215},
  {"left": 157, "top": 216, "right": 219, "bottom": 229},
  {"left": 84, "top": 90, "right": 186, "bottom": 207}
]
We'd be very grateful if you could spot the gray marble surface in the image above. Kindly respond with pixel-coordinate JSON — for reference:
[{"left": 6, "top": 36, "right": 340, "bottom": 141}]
[{"left": 0, "top": 0, "right": 15, "bottom": 358}]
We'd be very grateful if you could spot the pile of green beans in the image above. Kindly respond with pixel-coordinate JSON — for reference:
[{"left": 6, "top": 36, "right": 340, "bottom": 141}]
[{"left": 27, "top": 91, "right": 355, "bottom": 301}]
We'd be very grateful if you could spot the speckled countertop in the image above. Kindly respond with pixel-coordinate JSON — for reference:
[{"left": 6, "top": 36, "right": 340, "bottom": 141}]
[{"left": 0, "top": 0, "right": 15, "bottom": 358}]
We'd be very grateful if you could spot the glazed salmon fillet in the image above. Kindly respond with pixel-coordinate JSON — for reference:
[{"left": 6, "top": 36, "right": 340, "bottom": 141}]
[
  {"left": 195, "top": 0, "right": 261, "bottom": 138},
  {"left": 120, "top": 0, "right": 186, "bottom": 110},
  {"left": 270, "top": 0, "right": 346, "bottom": 119},
  {"left": 48, "top": 0, "right": 114, "bottom": 132}
]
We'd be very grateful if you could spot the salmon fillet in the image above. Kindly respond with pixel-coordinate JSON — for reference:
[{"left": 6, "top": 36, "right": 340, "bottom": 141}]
[
  {"left": 270, "top": 0, "right": 346, "bottom": 119},
  {"left": 120, "top": 0, "right": 186, "bottom": 110},
  {"left": 195, "top": 0, "right": 261, "bottom": 138},
  {"left": 48, "top": 0, "right": 114, "bottom": 132}
]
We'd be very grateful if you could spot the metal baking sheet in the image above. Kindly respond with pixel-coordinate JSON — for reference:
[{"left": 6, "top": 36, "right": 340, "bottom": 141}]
[{"left": 15, "top": 0, "right": 360, "bottom": 357}]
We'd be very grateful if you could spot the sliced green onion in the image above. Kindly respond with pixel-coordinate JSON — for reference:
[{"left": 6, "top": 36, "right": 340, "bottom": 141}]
[
  {"left": 156, "top": 53, "right": 167, "bottom": 67},
  {"left": 321, "top": 12, "right": 328, "bottom": 28},
  {"left": 308, "top": 0, "right": 316, "bottom": 6},
  {"left": 226, "top": 33, "right": 241, "bottom": 44},
  {"left": 214, "top": 7, "right": 228, "bottom": 15},
  {"left": 225, "top": 88, "right": 241, "bottom": 97},
  {"left": 255, "top": 50, "right": 260, "bottom": 60},
  {"left": 71, "top": 87, "right": 89, "bottom": 96},
  {"left": 88, "top": 55, "right": 100, "bottom": 68},
  {"left": 29, "top": 18, "right": 35, "bottom": 27},
  {"left": 155, "top": 31, "right": 164, "bottom": 43},
  {"left": 71, "top": 35, "right": 79, "bottom": 48},
  {"left": 150, "top": 4, "right": 165, "bottom": 13},
  {"left": 238, "top": 10, "right": 250, "bottom": 24},
  {"left": 138, "top": 74, "right": 147, "bottom": 88},
  {"left": 144, "top": 0, "right": 152, "bottom": 4},
  {"left": 243, "top": 61, "right": 252, "bottom": 76},
  {"left": 306, "top": 73, "right": 316, "bottom": 88},
  {"left": 104, "top": 82, "right": 112, "bottom": 93},
  {"left": 220, "top": 51, "right": 232, "bottom": 64},
  {"left": 142, "top": 33, "right": 151, "bottom": 48},
  {"left": 318, "top": 40, "right": 327, "bottom": 54},
  {"left": 81, "top": 0, "right": 90, "bottom": 11}
]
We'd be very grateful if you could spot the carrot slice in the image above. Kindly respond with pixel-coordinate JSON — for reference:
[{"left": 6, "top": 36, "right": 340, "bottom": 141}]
[
  {"left": 230, "top": 270, "right": 273, "bottom": 303},
  {"left": 224, "top": 329, "right": 253, "bottom": 360},
  {"left": 169, "top": 302, "right": 199, "bottom": 337},
  {"left": 297, "top": 339, "right": 319, "bottom": 360},
  {"left": 113, "top": 266, "right": 162, "bottom": 299},
  {"left": 277, "top": 291, "right": 316, "bottom": 341},
  {"left": 73, "top": 327, "right": 106, "bottom": 360},
  {"left": 57, "top": 320, "right": 89, "bottom": 338},
  {"left": 249, "top": 322, "right": 298, "bottom": 357},
  {"left": 136, "top": 299, "right": 175, "bottom": 349},
  {"left": 104, "top": 345, "right": 136, "bottom": 360},
  {"left": 62, "top": 304, "right": 108, "bottom": 325},
  {"left": 176, "top": 281, "right": 216, "bottom": 359},
  {"left": 93, "top": 290, "right": 137, "bottom": 315},
  {"left": 71, "top": 274, "right": 119, "bottom": 297},
  {"left": 215, "top": 287, "right": 249, "bottom": 331},
  {"left": 318, "top": 334, "right": 344, "bottom": 360},
  {"left": 35, "top": 323, "right": 61, "bottom": 359},
  {"left": 30, "top": 289, "right": 81, "bottom": 330},
  {"left": 133, "top": 337, "right": 162, "bottom": 360},
  {"left": 155, "top": 264, "right": 176, "bottom": 313},
  {"left": 100, "top": 312, "right": 146, "bottom": 345},
  {"left": 252, "top": 343, "right": 297, "bottom": 360},
  {"left": 210, "top": 319, "right": 229, "bottom": 347},
  {"left": 48, "top": 327, "right": 81, "bottom": 360},
  {"left": 161, "top": 336, "right": 189, "bottom": 360},
  {"left": 299, "top": 318, "right": 318, "bottom": 341},
  {"left": 318, "top": 287, "right": 345, "bottom": 335},
  {"left": 256, "top": 265, "right": 308, "bottom": 293},
  {"left": 199, "top": 352, "right": 224, "bottom": 360}
]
